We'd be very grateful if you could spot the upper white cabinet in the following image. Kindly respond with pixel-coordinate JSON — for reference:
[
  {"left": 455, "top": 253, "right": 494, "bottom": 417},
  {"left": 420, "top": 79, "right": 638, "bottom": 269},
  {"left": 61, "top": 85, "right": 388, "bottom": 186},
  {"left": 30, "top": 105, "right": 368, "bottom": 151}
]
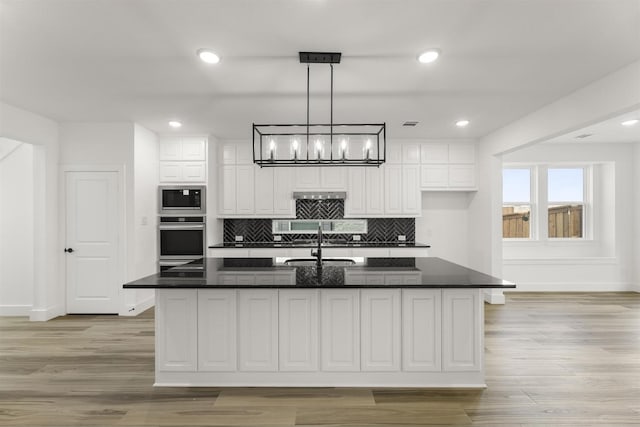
[
  {"left": 345, "top": 168, "right": 366, "bottom": 216},
  {"left": 420, "top": 142, "right": 476, "bottom": 191},
  {"left": 159, "top": 136, "right": 207, "bottom": 182}
]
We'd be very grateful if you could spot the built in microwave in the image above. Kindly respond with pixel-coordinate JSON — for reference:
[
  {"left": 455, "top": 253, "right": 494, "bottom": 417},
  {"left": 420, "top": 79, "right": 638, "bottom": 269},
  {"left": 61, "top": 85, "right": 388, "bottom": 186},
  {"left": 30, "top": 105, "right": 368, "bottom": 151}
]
[{"left": 159, "top": 186, "right": 206, "bottom": 215}]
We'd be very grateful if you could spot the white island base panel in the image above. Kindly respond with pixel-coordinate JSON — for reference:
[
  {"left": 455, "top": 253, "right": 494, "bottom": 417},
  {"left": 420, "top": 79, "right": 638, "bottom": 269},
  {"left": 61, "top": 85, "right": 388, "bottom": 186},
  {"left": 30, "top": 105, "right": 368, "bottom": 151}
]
[{"left": 155, "top": 288, "right": 485, "bottom": 388}]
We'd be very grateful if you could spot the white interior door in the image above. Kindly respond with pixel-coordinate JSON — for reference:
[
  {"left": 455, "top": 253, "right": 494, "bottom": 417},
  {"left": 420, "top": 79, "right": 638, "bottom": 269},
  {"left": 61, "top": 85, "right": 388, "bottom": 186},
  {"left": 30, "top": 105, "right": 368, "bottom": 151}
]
[{"left": 65, "top": 171, "right": 120, "bottom": 314}]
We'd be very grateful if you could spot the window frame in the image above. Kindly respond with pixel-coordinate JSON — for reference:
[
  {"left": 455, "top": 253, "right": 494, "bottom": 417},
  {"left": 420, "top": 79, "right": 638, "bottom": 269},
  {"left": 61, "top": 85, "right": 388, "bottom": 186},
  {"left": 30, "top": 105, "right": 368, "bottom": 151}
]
[
  {"left": 502, "top": 163, "right": 592, "bottom": 242},
  {"left": 502, "top": 166, "right": 536, "bottom": 240}
]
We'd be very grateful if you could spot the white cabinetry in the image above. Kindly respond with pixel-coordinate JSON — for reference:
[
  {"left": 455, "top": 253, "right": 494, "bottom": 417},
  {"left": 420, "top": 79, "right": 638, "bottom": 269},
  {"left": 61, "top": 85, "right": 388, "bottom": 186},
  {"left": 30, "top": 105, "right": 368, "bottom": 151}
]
[
  {"left": 442, "top": 289, "right": 482, "bottom": 371},
  {"left": 360, "top": 289, "right": 401, "bottom": 371},
  {"left": 321, "top": 289, "right": 360, "bottom": 371},
  {"left": 345, "top": 168, "right": 366, "bottom": 216},
  {"left": 402, "top": 289, "right": 441, "bottom": 371},
  {"left": 159, "top": 137, "right": 207, "bottom": 183},
  {"left": 238, "top": 290, "right": 278, "bottom": 371},
  {"left": 279, "top": 290, "right": 319, "bottom": 371},
  {"left": 420, "top": 142, "right": 476, "bottom": 190},
  {"left": 198, "top": 290, "right": 237, "bottom": 371},
  {"left": 156, "top": 289, "right": 198, "bottom": 372},
  {"left": 365, "top": 167, "right": 385, "bottom": 216},
  {"left": 385, "top": 164, "right": 421, "bottom": 216}
]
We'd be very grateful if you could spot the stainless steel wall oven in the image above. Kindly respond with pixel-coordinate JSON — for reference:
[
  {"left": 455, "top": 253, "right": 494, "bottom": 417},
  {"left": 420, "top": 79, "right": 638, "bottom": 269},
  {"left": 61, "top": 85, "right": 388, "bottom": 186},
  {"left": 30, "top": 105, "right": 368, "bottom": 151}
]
[{"left": 158, "top": 216, "right": 206, "bottom": 269}]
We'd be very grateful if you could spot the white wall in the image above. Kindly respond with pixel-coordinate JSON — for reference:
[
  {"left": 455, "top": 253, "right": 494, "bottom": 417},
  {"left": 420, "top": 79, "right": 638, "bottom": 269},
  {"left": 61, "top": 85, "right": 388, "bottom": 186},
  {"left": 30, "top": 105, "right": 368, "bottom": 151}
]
[
  {"left": 128, "top": 124, "right": 158, "bottom": 314},
  {"left": 0, "top": 102, "right": 60, "bottom": 320},
  {"left": 416, "top": 192, "right": 470, "bottom": 267},
  {"left": 59, "top": 122, "right": 158, "bottom": 315},
  {"left": 0, "top": 142, "right": 34, "bottom": 315},
  {"left": 502, "top": 143, "right": 635, "bottom": 291},
  {"left": 634, "top": 143, "right": 640, "bottom": 291},
  {"left": 469, "top": 60, "right": 640, "bottom": 298}
]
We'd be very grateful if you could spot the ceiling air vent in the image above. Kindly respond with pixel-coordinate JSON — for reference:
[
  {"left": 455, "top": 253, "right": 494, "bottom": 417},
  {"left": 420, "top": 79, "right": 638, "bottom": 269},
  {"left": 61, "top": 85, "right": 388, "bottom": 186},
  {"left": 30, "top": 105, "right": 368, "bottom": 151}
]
[
  {"left": 403, "top": 121, "right": 419, "bottom": 127},
  {"left": 575, "top": 133, "right": 593, "bottom": 139}
]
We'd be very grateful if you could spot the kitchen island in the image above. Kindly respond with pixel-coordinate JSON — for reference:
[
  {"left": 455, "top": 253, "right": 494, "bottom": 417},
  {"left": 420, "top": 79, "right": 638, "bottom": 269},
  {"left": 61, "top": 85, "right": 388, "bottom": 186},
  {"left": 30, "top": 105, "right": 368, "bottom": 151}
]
[{"left": 124, "top": 257, "right": 514, "bottom": 388}]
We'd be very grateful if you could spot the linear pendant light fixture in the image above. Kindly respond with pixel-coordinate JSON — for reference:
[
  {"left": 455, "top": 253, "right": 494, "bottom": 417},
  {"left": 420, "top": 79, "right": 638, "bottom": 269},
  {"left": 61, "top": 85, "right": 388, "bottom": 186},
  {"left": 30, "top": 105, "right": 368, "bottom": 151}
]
[{"left": 253, "top": 52, "right": 386, "bottom": 167}]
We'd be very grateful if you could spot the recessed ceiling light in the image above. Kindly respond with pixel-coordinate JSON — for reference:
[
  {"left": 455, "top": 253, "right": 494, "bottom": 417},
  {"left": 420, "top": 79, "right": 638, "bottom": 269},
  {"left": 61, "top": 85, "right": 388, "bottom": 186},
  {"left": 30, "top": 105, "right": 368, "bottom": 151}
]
[
  {"left": 197, "top": 49, "right": 220, "bottom": 64},
  {"left": 417, "top": 49, "right": 440, "bottom": 64},
  {"left": 621, "top": 119, "right": 638, "bottom": 126},
  {"left": 455, "top": 119, "right": 470, "bottom": 128},
  {"left": 168, "top": 121, "right": 182, "bottom": 128}
]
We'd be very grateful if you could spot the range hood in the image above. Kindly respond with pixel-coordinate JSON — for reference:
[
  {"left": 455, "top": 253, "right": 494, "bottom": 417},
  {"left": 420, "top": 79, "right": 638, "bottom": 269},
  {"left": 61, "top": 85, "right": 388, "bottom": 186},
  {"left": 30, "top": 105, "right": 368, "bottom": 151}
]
[{"left": 293, "top": 191, "right": 346, "bottom": 200}]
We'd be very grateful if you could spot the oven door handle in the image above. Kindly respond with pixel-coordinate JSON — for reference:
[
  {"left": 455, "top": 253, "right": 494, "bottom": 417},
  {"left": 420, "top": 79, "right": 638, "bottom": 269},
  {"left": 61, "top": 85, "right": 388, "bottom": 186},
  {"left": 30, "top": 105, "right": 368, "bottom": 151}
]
[{"left": 159, "top": 224, "right": 205, "bottom": 230}]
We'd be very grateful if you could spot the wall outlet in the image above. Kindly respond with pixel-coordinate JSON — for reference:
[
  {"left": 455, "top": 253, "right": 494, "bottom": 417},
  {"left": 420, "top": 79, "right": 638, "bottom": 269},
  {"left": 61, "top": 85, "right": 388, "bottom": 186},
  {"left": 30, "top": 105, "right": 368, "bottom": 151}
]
[
  {"left": 273, "top": 235, "right": 282, "bottom": 241},
  {"left": 398, "top": 235, "right": 406, "bottom": 241},
  {"left": 235, "top": 235, "right": 244, "bottom": 242},
  {"left": 352, "top": 235, "right": 361, "bottom": 241}
]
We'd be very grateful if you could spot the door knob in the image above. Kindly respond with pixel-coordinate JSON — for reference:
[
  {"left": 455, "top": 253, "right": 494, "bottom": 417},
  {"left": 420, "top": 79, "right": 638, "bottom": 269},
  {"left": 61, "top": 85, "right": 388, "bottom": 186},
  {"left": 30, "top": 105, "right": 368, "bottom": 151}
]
[{"left": 64, "top": 248, "right": 74, "bottom": 253}]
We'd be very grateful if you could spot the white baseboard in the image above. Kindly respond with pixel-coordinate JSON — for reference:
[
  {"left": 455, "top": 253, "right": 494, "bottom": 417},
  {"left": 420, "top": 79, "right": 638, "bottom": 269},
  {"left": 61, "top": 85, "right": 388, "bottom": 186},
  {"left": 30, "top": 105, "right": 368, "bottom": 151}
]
[
  {"left": 0, "top": 304, "right": 31, "bottom": 316},
  {"left": 29, "top": 305, "right": 64, "bottom": 321},
  {"left": 119, "top": 294, "right": 155, "bottom": 316},
  {"left": 506, "top": 282, "right": 634, "bottom": 292}
]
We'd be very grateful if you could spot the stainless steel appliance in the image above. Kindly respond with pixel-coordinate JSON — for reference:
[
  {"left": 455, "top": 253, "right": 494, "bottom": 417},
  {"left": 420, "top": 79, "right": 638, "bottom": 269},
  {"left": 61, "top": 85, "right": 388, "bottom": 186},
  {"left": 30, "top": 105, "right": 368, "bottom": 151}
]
[
  {"left": 158, "top": 186, "right": 206, "bottom": 215},
  {"left": 158, "top": 216, "right": 206, "bottom": 268}
]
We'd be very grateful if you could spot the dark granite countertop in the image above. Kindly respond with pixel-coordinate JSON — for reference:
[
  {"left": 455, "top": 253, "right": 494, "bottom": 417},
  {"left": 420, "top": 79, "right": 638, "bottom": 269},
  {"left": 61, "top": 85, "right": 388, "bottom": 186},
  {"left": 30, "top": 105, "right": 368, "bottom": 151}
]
[
  {"left": 209, "top": 241, "right": 431, "bottom": 248},
  {"left": 123, "top": 257, "right": 515, "bottom": 289}
]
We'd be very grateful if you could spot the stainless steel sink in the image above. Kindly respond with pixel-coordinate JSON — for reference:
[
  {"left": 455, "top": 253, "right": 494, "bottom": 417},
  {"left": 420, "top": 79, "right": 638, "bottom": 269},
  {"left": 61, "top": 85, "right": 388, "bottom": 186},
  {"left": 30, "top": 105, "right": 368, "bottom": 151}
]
[{"left": 283, "top": 258, "right": 356, "bottom": 267}]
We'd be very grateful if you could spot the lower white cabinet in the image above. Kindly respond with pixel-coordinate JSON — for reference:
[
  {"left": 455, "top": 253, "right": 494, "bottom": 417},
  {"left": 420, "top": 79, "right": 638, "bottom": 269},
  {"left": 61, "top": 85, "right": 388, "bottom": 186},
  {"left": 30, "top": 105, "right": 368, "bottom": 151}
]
[
  {"left": 156, "top": 290, "right": 198, "bottom": 372},
  {"left": 361, "top": 289, "right": 401, "bottom": 371},
  {"left": 442, "top": 289, "right": 482, "bottom": 371},
  {"left": 321, "top": 289, "right": 360, "bottom": 371},
  {"left": 402, "top": 289, "right": 441, "bottom": 371},
  {"left": 238, "top": 289, "right": 278, "bottom": 371},
  {"left": 155, "top": 288, "right": 484, "bottom": 385},
  {"left": 279, "top": 290, "right": 319, "bottom": 371},
  {"left": 198, "top": 290, "right": 237, "bottom": 371}
]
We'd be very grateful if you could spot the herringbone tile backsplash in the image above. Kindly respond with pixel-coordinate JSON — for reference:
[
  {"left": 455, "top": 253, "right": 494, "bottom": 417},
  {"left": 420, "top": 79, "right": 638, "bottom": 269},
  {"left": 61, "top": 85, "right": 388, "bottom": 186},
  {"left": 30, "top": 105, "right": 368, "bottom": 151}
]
[{"left": 223, "top": 199, "right": 415, "bottom": 242}]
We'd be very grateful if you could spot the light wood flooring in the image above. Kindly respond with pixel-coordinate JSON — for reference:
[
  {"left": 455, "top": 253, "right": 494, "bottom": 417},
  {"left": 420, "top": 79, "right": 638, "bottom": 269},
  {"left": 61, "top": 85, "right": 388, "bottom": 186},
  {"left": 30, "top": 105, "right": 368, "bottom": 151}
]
[{"left": 1, "top": 292, "right": 639, "bottom": 426}]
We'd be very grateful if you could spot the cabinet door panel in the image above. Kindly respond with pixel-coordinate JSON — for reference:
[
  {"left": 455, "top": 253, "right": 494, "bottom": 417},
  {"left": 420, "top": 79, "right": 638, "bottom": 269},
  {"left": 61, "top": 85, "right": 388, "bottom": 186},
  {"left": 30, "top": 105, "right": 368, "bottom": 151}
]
[
  {"left": 159, "top": 138, "right": 182, "bottom": 161},
  {"left": 181, "top": 137, "right": 206, "bottom": 160},
  {"left": 442, "top": 289, "right": 482, "bottom": 371},
  {"left": 159, "top": 162, "right": 182, "bottom": 182},
  {"left": 295, "top": 167, "right": 321, "bottom": 189},
  {"left": 222, "top": 144, "right": 236, "bottom": 164},
  {"left": 402, "top": 289, "right": 441, "bottom": 371},
  {"left": 182, "top": 162, "right": 206, "bottom": 182},
  {"left": 254, "top": 167, "right": 274, "bottom": 215},
  {"left": 198, "top": 290, "right": 237, "bottom": 371},
  {"left": 449, "top": 165, "right": 476, "bottom": 188},
  {"left": 365, "top": 167, "right": 384, "bottom": 215},
  {"left": 236, "top": 144, "right": 253, "bottom": 164},
  {"left": 402, "top": 143, "right": 421, "bottom": 164},
  {"left": 387, "top": 145, "right": 402, "bottom": 164},
  {"left": 345, "top": 168, "right": 365, "bottom": 216},
  {"left": 279, "top": 290, "right": 319, "bottom": 371},
  {"left": 384, "top": 165, "right": 403, "bottom": 215},
  {"left": 156, "top": 289, "right": 197, "bottom": 372},
  {"left": 402, "top": 165, "right": 421, "bottom": 215},
  {"left": 235, "top": 165, "right": 255, "bottom": 215},
  {"left": 321, "top": 290, "right": 360, "bottom": 371},
  {"left": 420, "top": 143, "right": 449, "bottom": 164},
  {"left": 238, "top": 290, "right": 278, "bottom": 371},
  {"left": 361, "top": 290, "right": 401, "bottom": 371},
  {"left": 274, "top": 168, "right": 294, "bottom": 215},
  {"left": 221, "top": 166, "right": 236, "bottom": 214},
  {"left": 321, "top": 168, "right": 346, "bottom": 189},
  {"left": 421, "top": 165, "right": 448, "bottom": 188}
]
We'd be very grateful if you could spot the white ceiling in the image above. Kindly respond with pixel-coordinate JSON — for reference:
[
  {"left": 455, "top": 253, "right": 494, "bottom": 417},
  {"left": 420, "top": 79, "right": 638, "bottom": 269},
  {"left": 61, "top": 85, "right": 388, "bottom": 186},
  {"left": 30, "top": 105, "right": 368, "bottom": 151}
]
[
  {"left": 544, "top": 109, "right": 640, "bottom": 144},
  {"left": 1, "top": 0, "right": 639, "bottom": 140}
]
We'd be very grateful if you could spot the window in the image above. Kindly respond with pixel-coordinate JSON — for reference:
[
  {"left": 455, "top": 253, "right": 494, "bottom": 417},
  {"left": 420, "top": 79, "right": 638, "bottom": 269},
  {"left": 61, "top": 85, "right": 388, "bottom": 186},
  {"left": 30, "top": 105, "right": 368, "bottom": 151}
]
[
  {"left": 547, "top": 168, "right": 584, "bottom": 238},
  {"left": 503, "top": 164, "right": 590, "bottom": 241},
  {"left": 502, "top": 168, "right": 532, "bottom": 239}
]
